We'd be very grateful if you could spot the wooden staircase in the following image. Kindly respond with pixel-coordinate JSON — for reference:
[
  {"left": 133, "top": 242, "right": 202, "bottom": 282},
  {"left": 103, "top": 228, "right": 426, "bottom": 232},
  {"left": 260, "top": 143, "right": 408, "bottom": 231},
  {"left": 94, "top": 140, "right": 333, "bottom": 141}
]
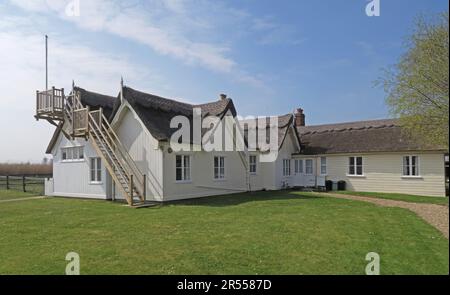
[{"left": 36, "top": 87, "right": 146, "bottom": 206}]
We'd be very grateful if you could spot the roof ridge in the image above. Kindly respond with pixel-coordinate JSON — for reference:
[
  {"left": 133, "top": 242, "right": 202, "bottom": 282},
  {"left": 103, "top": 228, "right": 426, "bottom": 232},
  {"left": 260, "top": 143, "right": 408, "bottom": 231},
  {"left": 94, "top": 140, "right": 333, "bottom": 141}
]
[
  {"left": 124, "top": 86, "right": 233, "bottom": 110},
  {"left": 304, "top": 124, "right": 398, "bottom": 135},
  {"left": 305, "top": 118, "right": 397, "bottom": 127},
  {"left": 123, "top": 86, "right": 193, "bottom": 108},
  {"left": 74, "top": 86, "right": 116, "bottom": 100}
]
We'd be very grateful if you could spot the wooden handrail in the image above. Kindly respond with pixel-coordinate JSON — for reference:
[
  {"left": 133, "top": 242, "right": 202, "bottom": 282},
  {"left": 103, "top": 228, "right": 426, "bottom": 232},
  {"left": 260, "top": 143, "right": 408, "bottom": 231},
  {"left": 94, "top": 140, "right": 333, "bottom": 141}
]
[
  {"left": 87, "top": 112, "right": 131, "bottom": 190},
  {"left": 100, "top": 113, "right": 145, "bottom": 184},
  {"left": 67, "top": 89, "right": 146, "bottom": 203},
  {"left": 36, "top": 87, "right": 65, "bottom": 114}
]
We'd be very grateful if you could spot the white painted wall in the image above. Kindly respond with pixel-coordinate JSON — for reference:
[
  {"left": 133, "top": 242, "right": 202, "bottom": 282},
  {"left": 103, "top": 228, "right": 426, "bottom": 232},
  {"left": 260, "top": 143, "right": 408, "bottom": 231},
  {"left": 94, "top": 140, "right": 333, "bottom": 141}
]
[
  {"left": 274, "top": 127, "right": 300, "bottom": 189},
  {"left": 162, "top": 148, "right": 248, "bottom": 201},
  {"left": 248, "top": 152, "right": 268, "bottom": 191},
  {"left": 113, "top": 105, "right": 164, "bottom": 201},
  {"left": 293, "top": 152, "right": 446, "bottom": 197},
  {"left": 51, "top": 133, "right": 109, "bottom": 199}
]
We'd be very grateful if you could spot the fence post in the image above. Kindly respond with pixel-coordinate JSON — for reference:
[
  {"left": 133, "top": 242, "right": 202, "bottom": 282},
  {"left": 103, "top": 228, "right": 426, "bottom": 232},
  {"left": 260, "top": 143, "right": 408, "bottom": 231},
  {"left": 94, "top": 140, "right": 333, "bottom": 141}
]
[
  {"left": 23, "top": 176, "right": 26, "bottom": 192},
  {"left": 6, "top": 175, "right": 9, "bottom": 190}
]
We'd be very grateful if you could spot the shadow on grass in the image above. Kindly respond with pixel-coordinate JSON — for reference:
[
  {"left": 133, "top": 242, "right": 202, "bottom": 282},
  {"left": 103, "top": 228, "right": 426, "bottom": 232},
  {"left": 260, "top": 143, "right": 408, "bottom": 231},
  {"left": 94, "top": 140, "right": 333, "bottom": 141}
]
[{"left": 162, "top": 189, "right": 324, "bottom": 207}]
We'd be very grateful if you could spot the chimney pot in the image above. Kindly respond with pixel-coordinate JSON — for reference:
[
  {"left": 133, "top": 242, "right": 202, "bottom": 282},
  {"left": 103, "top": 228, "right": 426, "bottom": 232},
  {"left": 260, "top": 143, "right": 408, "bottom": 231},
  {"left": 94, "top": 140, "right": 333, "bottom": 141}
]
[
  {"left": 295, "top": 108, "right": 305, "bottom": 126},
  {"left": 220, "top": 93, "right": 227, "bottom": 100}
]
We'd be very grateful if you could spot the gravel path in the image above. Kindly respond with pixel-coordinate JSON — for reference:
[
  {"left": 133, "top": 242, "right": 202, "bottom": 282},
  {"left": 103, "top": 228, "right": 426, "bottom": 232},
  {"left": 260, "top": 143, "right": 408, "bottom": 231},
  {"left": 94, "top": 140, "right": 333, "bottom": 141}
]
[{"left": 319, "top": 192, "right": 449, "bottom": 239}]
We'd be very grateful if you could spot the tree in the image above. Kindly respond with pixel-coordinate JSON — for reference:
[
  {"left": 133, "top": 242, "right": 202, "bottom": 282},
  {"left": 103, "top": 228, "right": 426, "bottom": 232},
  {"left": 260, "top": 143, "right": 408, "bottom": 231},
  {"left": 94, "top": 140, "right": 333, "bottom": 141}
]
[{"left": 379, "top": 12, "right": 449, "bottom": 149}]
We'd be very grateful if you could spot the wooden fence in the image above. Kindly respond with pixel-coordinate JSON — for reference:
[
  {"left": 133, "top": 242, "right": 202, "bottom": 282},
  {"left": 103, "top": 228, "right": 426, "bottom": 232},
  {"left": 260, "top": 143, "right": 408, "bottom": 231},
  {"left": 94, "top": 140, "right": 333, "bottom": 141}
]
[{"left": 0, "top": 175, "right": 51, "bottom": 195}]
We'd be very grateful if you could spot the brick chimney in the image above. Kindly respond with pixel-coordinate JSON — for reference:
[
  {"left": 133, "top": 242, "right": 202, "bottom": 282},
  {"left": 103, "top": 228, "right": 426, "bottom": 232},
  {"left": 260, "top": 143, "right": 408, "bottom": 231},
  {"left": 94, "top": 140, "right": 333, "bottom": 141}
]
[
  {"left": 220, "top": 93, "right": 227, "bottom": 100},
  {"left": 294, "top": 108, "right": 305, "bottom": 126}
]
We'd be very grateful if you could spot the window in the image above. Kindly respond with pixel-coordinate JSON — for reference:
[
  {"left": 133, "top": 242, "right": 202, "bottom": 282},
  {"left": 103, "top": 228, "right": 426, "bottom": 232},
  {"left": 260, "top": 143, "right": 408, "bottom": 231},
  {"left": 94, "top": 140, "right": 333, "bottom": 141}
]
[
  {"left": 320, "top": 157, "right": 327, "bottom": 175},
  {"left": 61, "top": 146, "right": 84, "bottom": 162},
  {"left": 305, "top": 159, "right": 313, "bottom": 175},
  {"left": 348, "top": 156, "right": 363, "bottom": 176},
  {"left": 294, "top": 159, "right": 303, "bottom": 174},
  {"left": 176, "top": 155, "right": 191, "bottom": 181},
  {"left": 249, "top": 155, "right": 257, "bottom": 174},
  {"left": 90, "top": 157, "right": 102, "bottom": 182},
  {"left": 214, "top": 156, "right": 225, "bottom": 179},
  {"left": 283, "top": 159, "right": 291, "bottom": 176},
  {"left": 403, "top": 156, "right": 420, "bottom": 176}
]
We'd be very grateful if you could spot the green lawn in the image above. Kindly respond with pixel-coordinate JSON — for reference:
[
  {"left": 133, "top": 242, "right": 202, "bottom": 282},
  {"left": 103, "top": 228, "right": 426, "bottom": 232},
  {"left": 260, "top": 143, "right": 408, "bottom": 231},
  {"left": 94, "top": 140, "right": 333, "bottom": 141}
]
[
  {"left": 0, "top": 190, "right": 448, "bottom": 274},
  {"left": 335, "top": 191, "right": 449, "bottom": 205},
  {"left": 0, "top": 189, "right": 38, "bottom": 201},
  {"left": 0, "top": 176, "right": 45, "bottom": 196}
]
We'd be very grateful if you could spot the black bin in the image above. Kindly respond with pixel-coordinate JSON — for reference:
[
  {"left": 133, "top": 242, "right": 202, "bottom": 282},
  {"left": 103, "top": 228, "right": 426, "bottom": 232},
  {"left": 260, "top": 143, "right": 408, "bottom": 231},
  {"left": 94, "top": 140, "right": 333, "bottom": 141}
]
[
  {"left": 337, "top": 180, "right": 346, "bottom": 191},
  {"left": 325, "top": 180, "right": 333, "bottom": 191}
]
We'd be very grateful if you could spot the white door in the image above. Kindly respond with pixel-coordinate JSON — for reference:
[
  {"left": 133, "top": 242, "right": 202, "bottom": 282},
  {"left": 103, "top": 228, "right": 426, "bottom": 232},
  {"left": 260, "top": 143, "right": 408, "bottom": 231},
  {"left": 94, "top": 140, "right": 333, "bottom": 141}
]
[
  {"left": 293, "top": 159, "right": 304, "bottom": 186},
  {"left": 303, "top": 158, "right": 316, "bottom": 187}
]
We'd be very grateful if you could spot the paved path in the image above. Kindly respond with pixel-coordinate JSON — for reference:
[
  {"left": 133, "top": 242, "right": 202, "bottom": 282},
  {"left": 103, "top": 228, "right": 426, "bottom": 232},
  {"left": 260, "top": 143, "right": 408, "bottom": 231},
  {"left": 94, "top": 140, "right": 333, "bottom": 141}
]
[
  {"left": 0, "top": 196, "right": 45, "bottom": 203},
  {"left": 317, "top": 192, "right": 449, "bottom": 239}
]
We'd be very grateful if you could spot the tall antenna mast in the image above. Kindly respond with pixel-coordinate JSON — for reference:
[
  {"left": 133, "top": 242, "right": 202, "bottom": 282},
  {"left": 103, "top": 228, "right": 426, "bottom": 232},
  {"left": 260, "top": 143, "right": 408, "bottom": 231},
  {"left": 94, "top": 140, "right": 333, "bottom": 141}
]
[{"left": 45, "top": 35, "right": 48, "bottom": 90}]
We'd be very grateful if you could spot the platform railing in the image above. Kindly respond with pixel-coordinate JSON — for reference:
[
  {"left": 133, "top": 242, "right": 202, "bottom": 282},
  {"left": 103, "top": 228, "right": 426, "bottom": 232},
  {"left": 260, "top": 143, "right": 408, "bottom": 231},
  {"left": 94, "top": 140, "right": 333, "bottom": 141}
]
[{"left": 36, "top": 87, "right": 65, "bottom": 117}]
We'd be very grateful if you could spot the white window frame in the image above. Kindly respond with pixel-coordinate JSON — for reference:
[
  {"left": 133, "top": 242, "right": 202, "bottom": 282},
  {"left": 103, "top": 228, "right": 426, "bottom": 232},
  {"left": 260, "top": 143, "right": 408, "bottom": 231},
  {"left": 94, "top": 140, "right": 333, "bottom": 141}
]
[
  {"left": 283, "top": 159, "right": 291, "bottom": 177},
  {"left": 320, "top": 157, "right": 327, "bottom": 175},
  {"left": 90, "top": 157, "right": 102, "bottom": 183},
  {"left": 294, "top": 159, "right": 304, "bottom": 174},
  {"left": 402, "top": 155, "right": 420, "bottom": 177},
  {"left": 175, "top": 155, "right": 191, "bottom": 182},
  {"left": 61, "top": 146, "right": 84, "bottom": 162},
  {"left": 305, "top": 159, "right": 313, "bottom": 175},
  {"left": 249, "top": 155, "right": 257, "bottom": 174},
  {"left": 214, "top": 156, "right": 225, "bottom": 180},
  {"left": 348, "top": 156, "right": 364, "bottom": 176}
]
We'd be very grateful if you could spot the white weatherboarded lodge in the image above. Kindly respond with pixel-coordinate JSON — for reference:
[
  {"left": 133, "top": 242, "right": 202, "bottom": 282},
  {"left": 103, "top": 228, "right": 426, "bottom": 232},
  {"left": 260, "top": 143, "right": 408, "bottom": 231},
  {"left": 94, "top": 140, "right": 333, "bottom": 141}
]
[{"left": 36, "top": 82, "right": 448, "bottom": 206}]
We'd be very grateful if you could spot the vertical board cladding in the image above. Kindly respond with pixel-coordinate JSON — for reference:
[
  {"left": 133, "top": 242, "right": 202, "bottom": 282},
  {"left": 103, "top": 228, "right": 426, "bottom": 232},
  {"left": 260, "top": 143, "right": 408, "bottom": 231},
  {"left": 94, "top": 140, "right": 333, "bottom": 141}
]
[
  {"left": 248, "top": 152, "right": 275, "bottom": 191},
  {"left": 274, "top": 127, "right": 300, "bottom": 189},
  {"left": 161, "top": 111, "right": 249, "bottom": 201},
  {"left": 52, "top": 133, "right": 109, "bottom": 199},
  {"left": 162, "top": 148, "right": 248, "bottom": 201},
  {"left": 294, "top": 152, "right": 446, "bottom": 197},
  {"left": 113, "top": 106, "right": 164, "bottom": 201}
]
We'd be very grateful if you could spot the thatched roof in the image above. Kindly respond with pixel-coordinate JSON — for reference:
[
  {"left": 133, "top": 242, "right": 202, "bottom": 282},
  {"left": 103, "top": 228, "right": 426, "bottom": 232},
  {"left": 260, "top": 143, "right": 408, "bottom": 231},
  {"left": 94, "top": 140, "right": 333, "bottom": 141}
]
[
  {"left": 114, "top": 86, "right": 237, "bottom": 142},
  {"left": 239, "top": 114, "right": 301, "bottom": 150},
  {"left": 296, "top": 119, "right": 446, "bottom": 155},
  {"left": 74, "top": 86, "right": 116, "bottom": 119}
]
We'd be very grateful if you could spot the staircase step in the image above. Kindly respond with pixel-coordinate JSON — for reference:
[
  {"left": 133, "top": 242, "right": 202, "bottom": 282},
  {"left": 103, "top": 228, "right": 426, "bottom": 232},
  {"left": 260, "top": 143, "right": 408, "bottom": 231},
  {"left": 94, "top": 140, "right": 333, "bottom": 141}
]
[{"left": 131, "top": 201, "right": 158, "bottom": 208}]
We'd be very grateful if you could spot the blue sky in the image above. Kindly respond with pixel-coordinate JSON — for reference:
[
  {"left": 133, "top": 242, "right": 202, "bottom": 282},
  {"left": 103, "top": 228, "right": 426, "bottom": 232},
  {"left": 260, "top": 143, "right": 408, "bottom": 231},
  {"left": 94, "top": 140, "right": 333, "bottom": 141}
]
[{"left": 0, "top": 0, "right": 448, "bottom": 162}]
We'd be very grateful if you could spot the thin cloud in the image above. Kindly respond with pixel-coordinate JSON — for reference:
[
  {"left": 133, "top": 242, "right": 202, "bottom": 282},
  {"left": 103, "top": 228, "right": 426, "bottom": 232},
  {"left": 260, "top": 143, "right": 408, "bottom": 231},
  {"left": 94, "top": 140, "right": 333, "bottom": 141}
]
[
  {"left": 8, "top": 0, "right": 268, "bottom": 87},
  {"left": 10, "top": 0, "right": 235, "bottom": 71},
  {"left": 0, "top": 14, "right": 164, "bottom": 162}
]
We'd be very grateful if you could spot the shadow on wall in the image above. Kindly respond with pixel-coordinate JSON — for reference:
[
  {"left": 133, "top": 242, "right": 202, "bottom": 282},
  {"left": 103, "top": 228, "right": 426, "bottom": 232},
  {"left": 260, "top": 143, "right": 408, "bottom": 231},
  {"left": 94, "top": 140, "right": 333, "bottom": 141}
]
[
  {"left": 118, "top": 107, "right": 141, "bottom": 152},
  {"left": 117, "top": 107, "right": 164, "bottom": 199},
  {"left": 163, "top": 190, "right": 324, "bottom": 207}
]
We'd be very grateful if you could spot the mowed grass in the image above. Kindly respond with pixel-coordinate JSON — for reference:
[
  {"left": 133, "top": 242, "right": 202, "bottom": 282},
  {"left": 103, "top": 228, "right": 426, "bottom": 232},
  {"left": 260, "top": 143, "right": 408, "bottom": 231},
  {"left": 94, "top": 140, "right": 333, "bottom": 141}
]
[
  {"left": 336, "top": 191, "right": 449, "bottom": 205},
  {"left": 0, "top": 190, "right": 448, "bottom": 275},
  {"left": 0, "top": 176, "right": 46, "bottom": 196},
  {"left": 0, "top": 189, "right": 38, "bottom": 201}
]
